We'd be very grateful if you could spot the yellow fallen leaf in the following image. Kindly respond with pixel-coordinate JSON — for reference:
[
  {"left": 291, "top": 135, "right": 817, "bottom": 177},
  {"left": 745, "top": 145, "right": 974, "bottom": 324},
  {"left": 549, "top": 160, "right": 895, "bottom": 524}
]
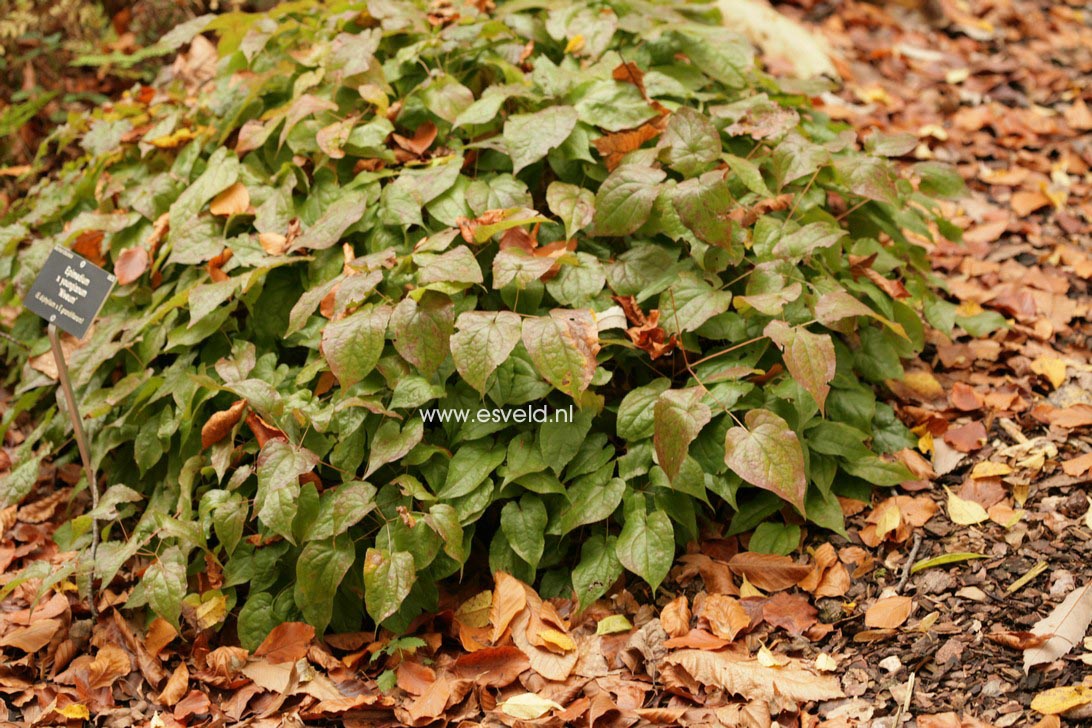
[
  {"left": 58, "top": 704, "right": 90, "bottom": 720},
  {"left": 1031, "top": 685, "right": 1092, "bottom": 715},
  {"left": 945, "top": 68, "right": 970, "bottom": 84},
  {"left": 901, "top": 371, "right": 945, "bottom": 400},
  {"left": 1031, "top": 356, "right": 1067, "bottom": 389},
  {"left": 499, "top": 693, "right": 563, "bottom": 720},
  {"left": 538, "top": 628, "right": 574, "bottom": 653},
  {"left": 957, "top": 301, "right": 984, "bottom": 317},
  {"left": 195, "top": 593, "right": 228, "bottom": 630},
  {"left": 148, "top": 128, "right": 196, "bottom": 149},
  {"left": 595, "top": 614, "right": 633, "bottom": 635},
  {"left": 874, "top": 500, "right": 902, "bottom": 540},
  {"left": 918, "top": 430, "right": 934, "bottom": 455},
  {"left": 945, "top": 487, "right": 989, "bottom": 525},
  {"left": 815, "top": 653, "right": 838, "bottom": 672},
  {"left": 971, "top": 461, "right": 1012, "bottom": 478},
  {"left": 455, "top": 590, "right": 492, "bottom": 628},
  {"left": 915, "top": 611, "right": 939, "bottom": 633},
  {"left": 739, "top": 574, "right": 764, "bottom": 598},
  {"left": 564, "top": 35, "right": 585, "bottom": 54},
  {"left": 1085, "top": 497, "right": 1092, "bottom": 530},
  {"left": 756, "top": 645, "right": 787, "bottom": 668}
]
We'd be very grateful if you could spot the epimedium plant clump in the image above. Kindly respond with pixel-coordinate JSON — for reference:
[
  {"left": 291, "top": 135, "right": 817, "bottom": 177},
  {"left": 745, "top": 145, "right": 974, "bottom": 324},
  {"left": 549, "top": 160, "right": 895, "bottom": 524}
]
[{"left": 0, "top": 0, "right": 978, "bottom": 643}]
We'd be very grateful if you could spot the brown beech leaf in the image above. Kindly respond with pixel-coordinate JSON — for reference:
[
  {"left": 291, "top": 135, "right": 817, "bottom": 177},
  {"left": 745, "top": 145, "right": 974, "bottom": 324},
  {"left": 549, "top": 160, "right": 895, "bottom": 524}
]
[
  {"left": 660, "top": 596, "right": 691, "bottom": 638},
  {"left": 201, "top": 400, "right": 246, "bottom": 449},
  {"left": 246, "top": 412, "right": 288, "bottom": 448},
  {"left": 727, "top": 193, "right": 793, "bottom": 228},
  {"left": 865, "top": 596, "right": 913, "bottom": 629},
  {"left": 699, "top": 594, "right": 751, "bottom": 641},
  {"left": 761, "top": 592, "right": 818, "bottom": 635},
  {"left": 115, "top": 246, "right": 149, "bottom": 285},
  {"left": 490, "top": 571, "right": 528, "bottom": 643},
  {"left": 253, "top": 622, "right": 315, "bottom": 664},
  {"left": 207, "top": 248, "right": 233, "bottom": 282},
  {"left": 593, "top": 118, "right": 666, "bottom": 171},
  {"left": 0, "top": 618, "right": 61, "bottom": 652},
  {"left": 452, "top": 645, "right": 529, "bottom": 687},
  {"left": 209, "top": 182, "right": 251, "bottom": 216},
  {"left": 663, "top": 628, "right": 731, "bottom": 650},
  {"left": 157, "top": 662, "right": 190, "bottom": 706},
  {"left": 144, "top": 617, "right": 178, "bottom": 659},
  {"left": 87, "top": 645, "right": 133, "bottom": 689},
  {"left": 727, "top": 552, "right": 811, "bottom": 592}
]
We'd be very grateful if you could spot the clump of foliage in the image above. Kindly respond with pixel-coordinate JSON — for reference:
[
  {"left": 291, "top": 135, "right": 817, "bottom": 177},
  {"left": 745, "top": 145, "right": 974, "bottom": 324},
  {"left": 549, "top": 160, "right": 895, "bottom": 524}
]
[{"left": 0, "top": 0, "right": 967, "bottom": 641}]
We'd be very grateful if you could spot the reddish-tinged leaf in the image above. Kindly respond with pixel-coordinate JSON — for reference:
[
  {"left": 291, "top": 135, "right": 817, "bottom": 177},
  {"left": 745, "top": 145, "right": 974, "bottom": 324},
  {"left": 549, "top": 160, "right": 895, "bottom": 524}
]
[
  {"left": 727, "top": 552, "right": 811, "bottom": 592},
  {"left": 724, "top": 409, "right": 807, "bottom": 513},
  {"left": 654, "top": 388, "right": 711, "bottom": 482},
  {"left": 1048, "top": 404, "right": 1092, "bottom": 429},
  {"left": 763, "top": 320, "right": 836, "bottom": 413},
  {"left": 201, "top": 400, "right": 246, "bottom": 449},
  {"left": 253, "top": 622, "right": 315, "bottom": 664},
  {"left": 521, "top": 309, "right": 600, "bottom": 398},
  {"left": 949, "top": 381, "right": 982, "bottom": 411},
  {"left": 115, "top": 246, "right": 149, "bottom": 285},
  {"left": 942, "top": 421, "right": 988, "bottom": 452},
  {"left": 1062, "top": 452, "right": 1092, "bottom": 478}
]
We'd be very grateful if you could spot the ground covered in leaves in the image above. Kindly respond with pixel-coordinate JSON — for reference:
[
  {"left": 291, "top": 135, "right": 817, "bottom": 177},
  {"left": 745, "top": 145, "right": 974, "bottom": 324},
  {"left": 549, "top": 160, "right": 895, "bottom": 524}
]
[{"left": 1, "top": 0, "right": 1092, "bottom": 725}]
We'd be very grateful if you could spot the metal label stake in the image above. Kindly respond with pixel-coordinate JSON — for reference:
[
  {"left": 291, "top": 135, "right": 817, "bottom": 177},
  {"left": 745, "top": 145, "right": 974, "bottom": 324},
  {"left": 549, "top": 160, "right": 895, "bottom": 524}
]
[{"left": 25, "top": 248, "right": 116, "bottom": 615}]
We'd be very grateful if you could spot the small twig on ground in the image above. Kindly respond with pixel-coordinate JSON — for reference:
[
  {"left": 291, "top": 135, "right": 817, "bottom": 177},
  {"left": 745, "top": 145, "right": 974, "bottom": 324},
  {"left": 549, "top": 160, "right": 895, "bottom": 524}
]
[{"left": 897, "top": 532, "right": 923, "bottom": 594}]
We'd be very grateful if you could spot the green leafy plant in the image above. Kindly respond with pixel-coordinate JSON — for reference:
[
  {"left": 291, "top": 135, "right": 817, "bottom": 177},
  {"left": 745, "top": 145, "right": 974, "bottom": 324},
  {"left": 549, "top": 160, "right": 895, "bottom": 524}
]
[{"left": 0, "top": 0, "right": 965, "bottom": 641}]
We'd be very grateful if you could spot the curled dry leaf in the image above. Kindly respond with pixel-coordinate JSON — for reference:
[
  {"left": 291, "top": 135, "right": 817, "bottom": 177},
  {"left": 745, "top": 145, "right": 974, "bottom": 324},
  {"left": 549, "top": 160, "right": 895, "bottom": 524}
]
[
  {"left": 490, "top": 571, "right": 528, "bottom": 643},
  {"left": 157, "top": 662, "right": 189, "bottom": 706},
  {"left": 665, "top": 649, "right": 844, "bottom": 705},
  {"left": 865, "top": 596, "right": 914, "bottom": 629},
  {"left": 698, "top": 594, "right": 751, "bottom": 641},
  {"left": 0, "top": 618, "right": 62, "bottom": 652},
  {"left": 987, "top": 631, "right": 1052, "bottom": 650},
  {"left": 727, "top": 552, "right": 811, "bottom": 592},
  {"left": 660, "top": 596, "right": 691, "bottom": 638},
  {"left": 253, "top": 621, "right": 315, "bottom": 664},
  {"left": 200, "top": 399, "right": 246, "bottom": 449}
]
